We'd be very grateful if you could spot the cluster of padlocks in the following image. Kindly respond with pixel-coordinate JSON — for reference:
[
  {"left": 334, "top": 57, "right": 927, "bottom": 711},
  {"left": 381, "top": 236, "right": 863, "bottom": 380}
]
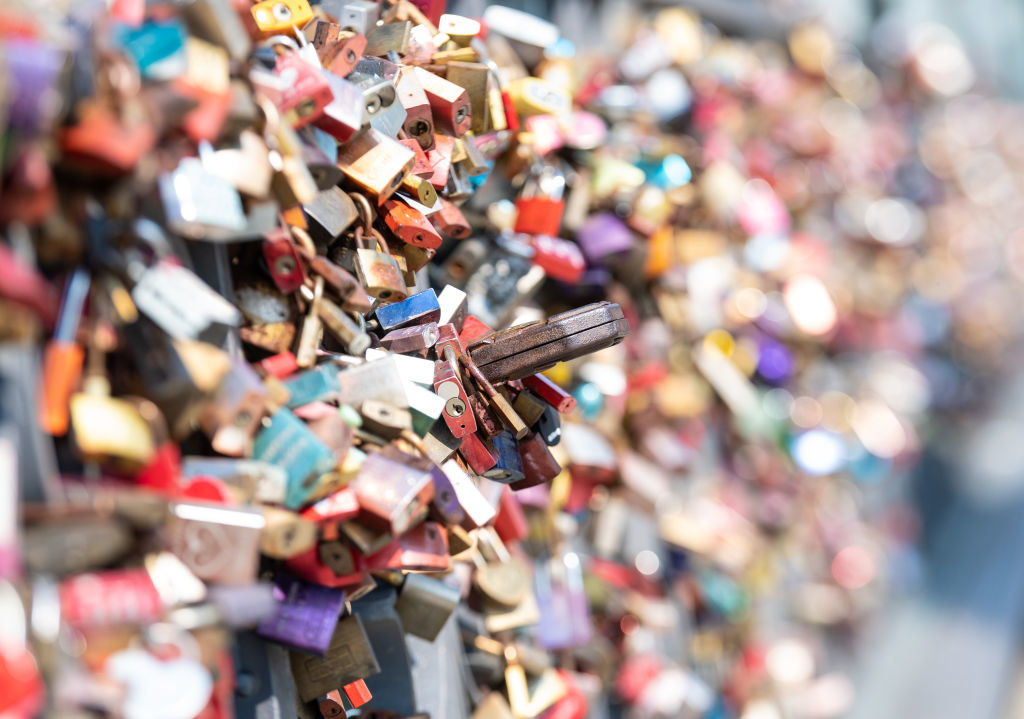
[{"left": 3, "top": 0, "right": 1015, "bottom": 717}]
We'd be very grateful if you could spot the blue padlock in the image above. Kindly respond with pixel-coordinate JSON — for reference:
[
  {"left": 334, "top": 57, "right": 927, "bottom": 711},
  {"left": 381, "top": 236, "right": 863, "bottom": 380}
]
[
  {"left": 283, "top": 364, "right": 340, "bottom": 409},
  {"left": 482, "top": 431, "right": 524, "bottom": 484},
  {"left": 114, "top": 20, "right": 187, "bottom": 80},
  {"left": 253, "top": 408, "right": 337, "bottom": 509},
  {"left": 375, "top": 288, "right": 441, "bottom": 332}
]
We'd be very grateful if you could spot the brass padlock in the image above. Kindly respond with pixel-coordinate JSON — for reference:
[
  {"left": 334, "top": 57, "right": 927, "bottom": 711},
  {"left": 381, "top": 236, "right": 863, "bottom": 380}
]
[{"left": 350, "top": 194, "right": 408, "bottom": 302}]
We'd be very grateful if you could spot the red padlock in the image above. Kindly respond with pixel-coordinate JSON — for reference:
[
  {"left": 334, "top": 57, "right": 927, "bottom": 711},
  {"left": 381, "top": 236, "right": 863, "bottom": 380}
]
[
  {"left": 514, "top": 164, "right": 565, "bottom": 236},
  {"left": 383, "top": 199, "right": 443, "bottom": 249},
  {"left": 275, "top": 52, "right": 333, "bottom": 128},
  {"left": 459, "top": 431, "right": 497, "bottom": 475},
  {"left": 529, "top": 235, "right": 584, "bottom": 284},
  {"left": 262, "top": 228, "right": 307, "bottom": 293}
]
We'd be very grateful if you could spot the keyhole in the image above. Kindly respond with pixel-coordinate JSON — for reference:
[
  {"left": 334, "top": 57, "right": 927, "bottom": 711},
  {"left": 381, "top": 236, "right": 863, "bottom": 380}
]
[
  {"left": 408, "top": 119, "right": 430, "bottom": 137},
  {"left": 455, "top": 106, "right": 468, "bottom": 123},
  {"left": 273, "top": 255, "right": 296, "bottom": 275}
]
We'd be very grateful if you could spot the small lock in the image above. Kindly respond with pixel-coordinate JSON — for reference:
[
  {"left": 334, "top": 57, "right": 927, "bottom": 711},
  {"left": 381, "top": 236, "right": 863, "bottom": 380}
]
[
  {"left": 311, "top": 20, "right": 366, "bottom": 77},
  {"left": 261, "top": 507, "right": 319, "bottom": 559},
  {"left": 394, "top": 574, "right": 460, "bottom": 642},
  {"left": 167, "top": 502, "right": 265, "bottom": 585},
  {"left": 336, "top": 128, "right": 416, "bottom": 202},
  {"left": 380, "top": 322, "right": 439, "bottom": 354},
  {"left": 355, "top": 241, "right": 408, "bottom": 302},
  {"left": 412, "top": 66, "right": 472, "bottom": 136},
  {"left": 251, "top": 0, "right": 315, "bottom": 35},
  {"left": 314, "top": 71, "right": 364, "bottom": 141},
  {"left": 348, "top": 71, "right": 407, "bottom": 137},
  {"left": 359, "top": 400, "right": 413, "bottom": 438},
  {"left": 290, "top": 614, "right": 381, "bottom": 702},
  {"left": 382, "top": 198, "right": 442, "bottom": 249},
  {"left": 365, "top": 20, "right": 412, "bottom": 56},
  {"left": 395, "top": 67, "right": 435, "bottom": 150},
  {"left": 275, "top": 51, "right": 333, "bottom": 128},
  {"left": 432, "top": 197, "right": 471, "bottom": 240},
  {"left": 256, "top": 573, "right": 346, "bottom": 654},
  {"left": 460, "top": 431, "right": 498, "bottom": 475},
  {"left": 434, "top": 352, "right": 477, "bottom": 439},
  {"left": 445, "top": 61, "right": 490, "bottom": 134},
  {"left": 263, "top": 228, "right": 307, "bottom": 293},
  {"left": 483, "top": 431, "right": 525, "bottom": 483},
  {"left": 322, "top": 0, "right": 380, "bottom": 37},
  {"left": 374, "top": 287, "right": 441, "bottom": 331}
]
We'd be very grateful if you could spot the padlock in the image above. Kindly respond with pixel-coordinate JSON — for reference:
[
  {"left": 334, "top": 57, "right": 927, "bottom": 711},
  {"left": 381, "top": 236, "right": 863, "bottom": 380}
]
[
  {"left": 400, "top": 137, "right": 435, "bottom": 178},
  {"left": 445, "top": 162, "right": 473, "bottom": 202},
  {"left": 347, "top": 71, "right": 407, "bottom": 137},
  {"left": 575, "top": 211, "right": 636, "bottom": 265},
  {"left": 311, "top": 20, "right": 367, "bottom": 78},
  {"left": 380, "top": 322, "right": 439, "bottom": 354},
  {"left": 275, "top": 50, "right": 333, "bottom": 128},
  {"left": 354, "top": 236, "right": 409, "bottom": 303},
  {"left": 534, "top": 555, "right": 591, "bottom": 652},
  {"left": 359, "top": 400, "right": 413, "bottom": 438},
  {"left": 457, "top": 351, "right": 529, "bottom": 438},
  {"left": 314, "top": 70, "right": 364, "bottom": 141},
  {"left": 502, "top": 390, "right": 543, "bottom": 432},
  {"left": 70, "top": 382, "right": 156, "bottom": 470},
  {"left": 434, "top": 351, "right": 477, "bottom": 438},
  {"left": 262, "top": 229, "right": 306, "bottom": 294},
  {"left": 318, "top": 690, "right": 346, "bottom": 718},
  {"left": 457, "top": 133, "right": 490, "bottom": 178},
  {"left": 59, "top": 99, "right": 156, "bottom": 175},
  {"left": 159, "top": 155, "right": 248, "bottom": 239},
  {"left": 251, "top": 0, "right": 314, "bottom": 35},
  {"left": 482, "top": 431, "right": 525, "bottom": 484},
  {"left": 131, "top": 260, "right": 241, "bottom": 345},
  {"left": 395, "top": 67, "right": 435, "bottom": 150},
  {"left": 459, "top": 431, "right": 498, "bottom": 475},
  {"left": 431, "top": 198, "right": 472, "bottom": 240},
  {"left": 535, "top": 404, "right": 561, "bottom": 446},
  {"left": 473, "top": 530, "right": 530, "bottom": 608},
  {"left": 335, "top": 356, "right": 409, "bottom": 408},
  {"left": 365, "top": 520, "right": 450, "bottom": 572},
  {"left": 319, "top": 537, "right": 360, "bottom": 576},
  {"left": 256, "top": 573, "right": 346, "bottom": 655},
  {"left": 511, "top": 432, "right": 562, "bottom": 490},
  {"left": 296, "top": 275, "right": 326, "bottom": 367},
  {"left": 302, "top": 486, "right": 360, "bottom": 523},
  {"left": 167, "top": 501, "right": 265, "bottom": 585},
  {"left": 375, "top": 288, "right": 441, "bottom": 331},
  {"left": 24, "top": 517, "right": 133, "bottom": 577},
  {"left": 425, "top": 134, "right": 455, "bottom": 188},
  {"left": 459, "top": 314, "right": 493, "bottom": 346},
  {"left": 467, "top": 302, "right": 630, "bottom": 384},
  {"left": 529, "top": 235, "right": 585, "bottom": 285},
  {"left": 341, "top": 520, "right": 393, "bottom": 556},
  {"left": 337, "top": 128, "right": 415, "bottom": 202},
  {"left": 343, "top": 679, "right": 372, "bottom": 708},
  {"left": 349, "top": 452, "right": 434, "bottom": 535},
  {"left": 382, "top": 199, "right": 443, "bottom": 250},
  {"left": 365, "top": 20, "right": 412, "bottom": 55},
  {"left": 261, "top": 507, "right": 319, "bottom": 558},
  {"left": 445, "top": 61, "right": 490, "bottom": 134},
  {"left": 290, "top": 614, "right": 381, "bottom": 702},
  {"left": 437, "top": 285, "right": 468, "bottom": 330},
  {"left": 514, "top": 163, "right": 565, "bottom": 237},
  {"left": 412, "top": 67, "right": 472, "bottom": 136},
  {"left": 506, "top": 76, "right": 571, "bottom": 117},
  {"left": 400, "top": 174, "right": 438, "bottom": 207},
  {"left": 424, "top": 421, "right": 463, "bottom": 464},
  {"left": 522, "top": 373, "right": 577, "bottom": 414},
  {"left": 199, "top": 357, "right": 269, "bottom": 457},
  {"left": 394, "top": 574, "right": 460, "bottom": 641},
  {"left": 282, "top": 365, "right": 340, "bottom": 408},
  {"left": 323, "top": 0, "right": 380, "bottom": 36},
  {"left": 253, "top": 408, "right": 339, "bottom": 509}
]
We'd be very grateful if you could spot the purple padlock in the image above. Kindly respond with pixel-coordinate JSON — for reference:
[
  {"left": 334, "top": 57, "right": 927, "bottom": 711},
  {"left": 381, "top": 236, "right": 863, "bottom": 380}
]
[
  {"left": 533, "top": 552, "right": 591, "bottom": 651},
  {"left": 256, "top": 573, "right": 346, "bottom": 656},
  {"left": 6, "top": 39, "right": 64, "bottom": 136},
  {"left": 575, "top": 212, "right": 636, "bottom": 265}
]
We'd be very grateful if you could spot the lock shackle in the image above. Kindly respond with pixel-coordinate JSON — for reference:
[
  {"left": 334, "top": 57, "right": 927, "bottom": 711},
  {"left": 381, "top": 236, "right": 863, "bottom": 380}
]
[
  {"left": 350, "top": 192, "right": 375, "bottom": 232},
  {"left": 258, "top": 34, "right": 301, "bottom": 55},
  {"left": 290, "top": 225, "right": 317, "bottom": 256}
]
